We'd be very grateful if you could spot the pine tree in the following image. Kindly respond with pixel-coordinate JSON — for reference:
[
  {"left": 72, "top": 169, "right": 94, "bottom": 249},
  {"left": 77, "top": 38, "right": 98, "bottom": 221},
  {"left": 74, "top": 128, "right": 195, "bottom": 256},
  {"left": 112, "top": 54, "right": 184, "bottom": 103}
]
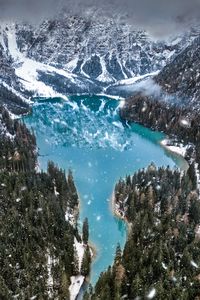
[
  {"left": 59, "top": 271, "right": 70, "bottom": 299},
  {"left": 114, "top": 243, "right": 122, "bottom": 266},
  {"left": 0, "top": 275, "right": 10, "bottom": 300},
  {"left": 82, "top": 218, "right": 89, "bottom": 245},
  {"left": 81, "top": 246, "right": 91, "bottom": 277},
  {"left": 72, "top": 247, "right": 80, "bottom": 275},
  {"left": 187, "top": 162, "right": 197, "bottom": 190}
]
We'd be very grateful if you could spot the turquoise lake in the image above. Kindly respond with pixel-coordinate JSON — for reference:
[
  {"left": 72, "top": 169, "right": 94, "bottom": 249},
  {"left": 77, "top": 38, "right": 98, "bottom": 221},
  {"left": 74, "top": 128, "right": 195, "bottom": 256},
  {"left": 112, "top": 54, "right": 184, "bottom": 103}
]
[{"left": 23, "top": 95, "right": 187, "bottom": 285}]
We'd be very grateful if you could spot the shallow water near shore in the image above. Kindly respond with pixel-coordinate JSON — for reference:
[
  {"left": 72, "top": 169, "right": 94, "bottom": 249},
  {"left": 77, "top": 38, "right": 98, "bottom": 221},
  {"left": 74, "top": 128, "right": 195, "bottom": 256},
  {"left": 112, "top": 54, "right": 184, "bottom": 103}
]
[{"left": 23, "top": 95, "right": 187, "bottom": 284}]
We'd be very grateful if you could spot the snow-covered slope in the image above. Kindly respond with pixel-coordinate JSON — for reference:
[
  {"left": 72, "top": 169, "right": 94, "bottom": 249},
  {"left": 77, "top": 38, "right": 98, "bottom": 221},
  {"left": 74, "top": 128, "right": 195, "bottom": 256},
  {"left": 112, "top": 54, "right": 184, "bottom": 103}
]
[
  {"left": 0, "top": 13, "right": 199, "bottom": 108},
  {"left": 16, "top": 14, "right": 199, "bottom": 82},
  {"left": 0, "top": 23, "right": 103, "bottom": 102}
]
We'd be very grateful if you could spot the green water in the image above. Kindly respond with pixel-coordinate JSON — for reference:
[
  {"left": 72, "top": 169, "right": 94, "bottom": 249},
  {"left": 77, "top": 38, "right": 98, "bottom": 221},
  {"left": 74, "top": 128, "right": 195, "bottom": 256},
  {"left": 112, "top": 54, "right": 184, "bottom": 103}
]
[{"left": 23, "top": 95, "right": 186, "bottom": 284}]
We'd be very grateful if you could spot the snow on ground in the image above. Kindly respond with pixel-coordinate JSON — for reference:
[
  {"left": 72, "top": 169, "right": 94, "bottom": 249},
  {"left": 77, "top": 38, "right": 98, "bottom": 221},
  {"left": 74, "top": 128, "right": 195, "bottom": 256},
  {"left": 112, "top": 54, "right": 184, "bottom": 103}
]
[
  {"left": 113, "top": 71, "right": 159, "bottom": 86},
  {"left": 47, "top": 253, "right": 54, "bottom": 298},
  {"left": 6, "top": 23, "right": 24, "bottom": 61},
  {"left": 162, "top": 262, "right": 167, "bottom": 270},
  {"left": 0, "top": 25, "right": 7, "bottom": 52},
  {"left": 118, "top": 99, "right": 125, "bottom": 108},
  {"left": 15, "top": 59, "right": 73, "bottom": 100},
  {"left": 160, "top": 139, "right": 187, "bottom": 157},
  {"left": 66, "top": 57, "right": 79, "bottom": 72},
  {"left": 180, "top": 118, "right": 191, "bottom": 127},
  {"left": 4, "top": 23, "right": 80, "bottom": 102},
  {"left": 117, "top": 57, "right": 128, "bottom": 80},
  {"left": 194, "top": 163, "right": 200, "bottom": 194},
  {"left": 65, "top": 210, "right": 76, "bottom": 226},
  {"left": 68, "top": 238, "right": 86, "bottom": 300},
  {"left": 147, "top": 288, "right": 156, "bottom": 299},
  {"left": 97, "top": 56, "right": 114, "bottom": 83},
  {"left": 69, "top": 275, "right": 85, "bottom": 300},
  {"left": 97, "top": 93, "right": 124, "bottom": 100},
  {"left": 1, "top": 81, "right": 32, "bottom": 105},
  {"left": 74, "top": 238, "right": 85, "bottom": 270},
  {"left": 191, "top": 260, "right": 198, "bottom": 268}
]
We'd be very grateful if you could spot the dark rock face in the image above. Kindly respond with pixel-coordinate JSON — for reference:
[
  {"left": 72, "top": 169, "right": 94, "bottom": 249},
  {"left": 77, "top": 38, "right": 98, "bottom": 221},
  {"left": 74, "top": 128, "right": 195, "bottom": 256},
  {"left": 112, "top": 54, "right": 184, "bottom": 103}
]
[
  {"left": 15, "top": 14, "right": 195, "bottom": 83},
  {"left": 37, "top": 71, "right": 102, "bottom": 95},
  {"left": 105, "top": 53, "right": 125, "bottom": 81},
  {"left": 155, "top": 36, "right": 200, "bottom": 108},
  {"left": 82, "top": 55, "right": 102, "bottom": 79}
]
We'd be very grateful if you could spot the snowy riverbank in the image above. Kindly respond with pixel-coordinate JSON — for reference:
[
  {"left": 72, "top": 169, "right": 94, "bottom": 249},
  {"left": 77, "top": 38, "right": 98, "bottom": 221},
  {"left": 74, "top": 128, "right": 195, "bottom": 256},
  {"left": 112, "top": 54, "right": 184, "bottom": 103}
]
[
  {"left": 160, "top": 139, "right": 188, "bottom": 157},
  {"left": 160, "top": 139, "right": 189, "bottom": 171}
]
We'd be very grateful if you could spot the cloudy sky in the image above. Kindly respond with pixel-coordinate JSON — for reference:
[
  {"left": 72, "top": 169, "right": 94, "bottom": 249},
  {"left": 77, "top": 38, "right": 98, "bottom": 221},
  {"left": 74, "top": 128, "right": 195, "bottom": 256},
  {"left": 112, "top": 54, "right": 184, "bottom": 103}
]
[{"left": 0, "top": 0, "right": 199, "bottom": 37}]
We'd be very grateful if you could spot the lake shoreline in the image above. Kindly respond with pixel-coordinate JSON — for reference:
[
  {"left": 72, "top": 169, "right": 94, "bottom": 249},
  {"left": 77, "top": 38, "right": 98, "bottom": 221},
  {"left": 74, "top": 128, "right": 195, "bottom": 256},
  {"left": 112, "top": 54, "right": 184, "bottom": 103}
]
[
  {"left": 24, "top": 95, "right": 187, "bottom": 298},
  {"left": 159, "top": 138, "right": 189, "bottom": 171},
  {"left": 110, "top": 192, "right": 132, "bottom": 237}
]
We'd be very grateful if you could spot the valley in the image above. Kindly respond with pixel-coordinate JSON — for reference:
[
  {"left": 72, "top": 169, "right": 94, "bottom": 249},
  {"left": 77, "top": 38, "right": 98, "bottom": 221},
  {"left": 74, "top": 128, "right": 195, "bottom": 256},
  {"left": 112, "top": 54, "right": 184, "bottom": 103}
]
[
  {"left": 23, "top": 95, "right": 187, "bottom": 288},
  {"left": 0, "top": 8, "right": 200, "bottom": 300}
]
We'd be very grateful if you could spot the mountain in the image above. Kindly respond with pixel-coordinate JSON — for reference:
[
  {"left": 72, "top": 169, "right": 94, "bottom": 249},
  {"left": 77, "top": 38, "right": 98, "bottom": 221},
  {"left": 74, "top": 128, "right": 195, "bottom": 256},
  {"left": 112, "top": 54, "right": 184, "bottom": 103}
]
[
  {"left": 0, "top": 14, "right": 199, "bottom": 113},
  {"left": 16, "top": 15, "right": 180, "bottom": 81},
  {"left": 120, "top": 34, "right": 200, "bottom": 126},
  {"left": 155, "top": 35, "right": 200, "bottom": 109}
]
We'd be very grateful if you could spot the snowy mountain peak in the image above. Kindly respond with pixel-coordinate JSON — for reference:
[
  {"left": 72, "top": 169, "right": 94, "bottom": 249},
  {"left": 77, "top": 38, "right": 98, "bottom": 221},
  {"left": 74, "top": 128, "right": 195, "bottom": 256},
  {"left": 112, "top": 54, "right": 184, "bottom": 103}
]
[{"left": 0, "top": 15, "right": 200, "bottom": 109}]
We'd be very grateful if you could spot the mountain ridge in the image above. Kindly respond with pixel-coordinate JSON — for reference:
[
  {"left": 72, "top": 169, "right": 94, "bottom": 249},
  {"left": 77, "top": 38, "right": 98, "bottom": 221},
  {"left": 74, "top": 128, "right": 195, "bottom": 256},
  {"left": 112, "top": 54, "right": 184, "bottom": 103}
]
[{"left": 0, "top": 15, "right": 199, "bottom": 114}]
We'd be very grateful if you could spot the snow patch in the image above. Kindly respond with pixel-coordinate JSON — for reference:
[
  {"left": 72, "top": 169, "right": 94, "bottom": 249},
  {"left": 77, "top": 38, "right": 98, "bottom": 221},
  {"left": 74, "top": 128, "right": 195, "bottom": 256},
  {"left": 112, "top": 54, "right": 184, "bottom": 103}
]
[
  {"left": 191, "top": 260, "right": 198, "bottom": 268},
  {"left": 194, "top": 163, "right": 200, "bottom": 194},
  {"left": 147, "top": 288, "right": 156, "bottom": 299},
  {"left": 179, "top": 118, "right": 191, "bottom": 128},
  {"left": 4, "top": 22, "right": 81, "bottom": 102},
  {"left": 69, "top": 275, "right": 84, "bottom": 300},
  {"left": 74, "top": 238, "right": 85, "bottom": 270},
  {"left": 160, "top": 139, "right": 187, "bottom": 157},
  {"left": 66, "top": 57, "right": 79, "bottom": 72},
  {"left": 47, "top": 253, "right": 54, "bottom": 298},
  {"left": 162, "top": 262, "right": 167, "bottom": 270},
  {"left": 65, "top": 210, "right": 76, "bottom": 226},
  {"left": 97, "top": 56, "right": 114, "bottom": 83},
  {"left": 114, "top": 71, "right": 159, "bottom": 86}
]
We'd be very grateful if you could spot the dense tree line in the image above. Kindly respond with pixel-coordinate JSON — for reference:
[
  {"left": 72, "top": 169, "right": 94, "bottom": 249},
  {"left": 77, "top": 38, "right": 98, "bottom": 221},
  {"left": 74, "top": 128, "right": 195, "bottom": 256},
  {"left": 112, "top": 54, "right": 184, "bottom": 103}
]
[
  {"left": 0, "top": 107, "right": 36, "bottom": 172},
  {"left": 89, "top": 165, "right": 200, "bottom": 299},
  {"left": 120, "top": 93, "right": 200, "bottom": 172},
  {"left": 85, "top": 94, "right": 200, "bottom": 299},
  {"left": 0, "top": 106, "right": 90, "bottom": 299},
  {"left": 120, "top": 93, "right": 200, "bottom": 145}
]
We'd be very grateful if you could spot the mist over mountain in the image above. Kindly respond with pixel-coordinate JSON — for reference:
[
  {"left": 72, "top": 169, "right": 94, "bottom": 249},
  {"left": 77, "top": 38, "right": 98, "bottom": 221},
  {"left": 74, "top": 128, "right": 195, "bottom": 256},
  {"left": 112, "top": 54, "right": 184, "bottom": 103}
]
[
  {"left": 1, "top": 0, "right": 200, "bottom": 38},
  {"left": 0, "top": 10, "right": 199, "bottom": 113}
]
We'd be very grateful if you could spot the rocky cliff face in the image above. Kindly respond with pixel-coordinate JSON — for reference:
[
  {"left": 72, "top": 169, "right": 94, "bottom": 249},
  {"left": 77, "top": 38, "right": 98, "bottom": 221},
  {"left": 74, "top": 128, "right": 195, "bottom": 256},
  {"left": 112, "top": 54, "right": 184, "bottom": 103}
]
[
  {"left": 15, "top": 14, "right": 197, "bottom": 82},
  {"left": 120, "top": 32, "right": 200, "bottom": 120},
  {"left": 0, "top": 13, "right": 199, "bottom": 113}
]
